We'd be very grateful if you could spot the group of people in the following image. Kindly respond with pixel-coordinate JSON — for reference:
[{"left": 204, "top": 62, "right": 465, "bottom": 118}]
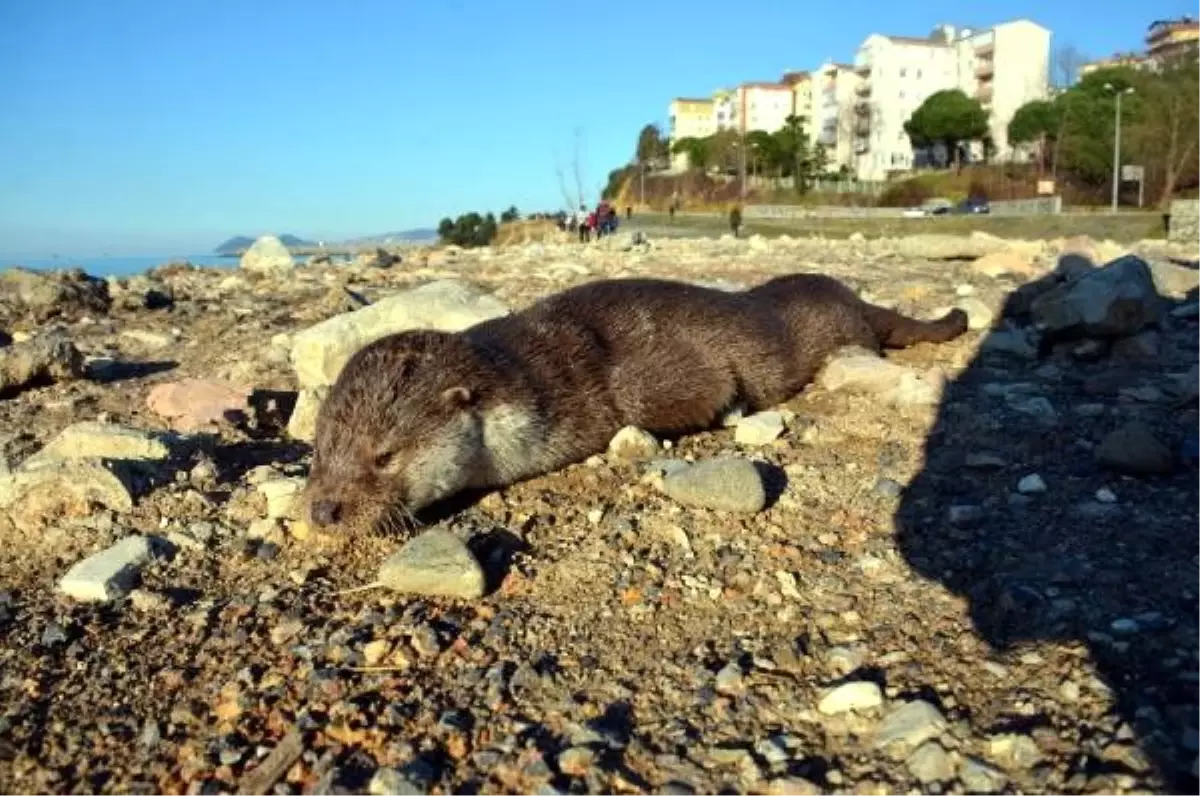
[{"left": 556, "top": 201, "right": 630, "bottom": 242}]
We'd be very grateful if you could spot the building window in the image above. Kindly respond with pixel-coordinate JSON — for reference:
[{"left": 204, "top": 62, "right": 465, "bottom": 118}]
[
  {"left": 916, "top": 69, "right": 922, "bottom": 78},
  {"left": 899, "top": 67, "right": 906, "bottom": 77},
  {"left": 899, "top": 90, "right": 905, "bottom": 99}
]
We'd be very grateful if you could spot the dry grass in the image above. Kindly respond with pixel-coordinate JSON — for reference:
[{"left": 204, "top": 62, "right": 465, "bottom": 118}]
[{"left": 492, "top": 219, "right": 566, "bottom": 246}]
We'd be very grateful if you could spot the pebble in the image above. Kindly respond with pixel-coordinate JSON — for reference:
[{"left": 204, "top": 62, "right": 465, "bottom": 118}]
[
  {"left": 1110, "top": 617, "right": 1140, "bottom": 635},
  {"left": 906, "top": 741, "right": 955, "bottom": 785},
  {"left": 1096, "top": 421, "right": 1175, "bottom": 475},
  {"left": 987, "top": 733, "right": 1042, "bottom": 769},
  {"left": 826, "top": 646, "right": 866, "bottom": 676},
  {"left": 775, "top": 570, "right": 801, "bottom": 600},
  {"left": 874, "top": 700, "right": 948, "bottom": 757},
  {"left": 714, "top": 661, "right": 745, "bottom": 696},
  {"left": 947, "top": 504, "right": 983, "bottom": 527},
  {"left": 410, "top": 625, "right": 441, "bottom": 658},
  {"left": 765, "top": 777, "right": 821, "bottom": 795},
  {"left": 368, "top": 767, "right": 426, "bottom": 795},
  {"left": 556, "top": 746, "right": 595, "bottom": 777},
  {"left": 735, "top": 411, "right": 785, "bottom": 446},
  {"left": 256, "top": 477, "right": 304, "bottom": 520},
  {"left": 57, "top": 535, "right": 160, "bottom": 602},
  {"left": 817, "top": 681, "right": 883, "bottom": 715},
  {"left": 376, "top": 529, "right": 486, "bottom": 600},
  {"left": 1017, "top": 473, "right": 1047, "bottom": 494},
  {"left": 958, "top": 756, "right": 1008, "bottom": 793},
  {"left": 965, "top": 452, "right": 1006, "bottom": 469},
  {"left": 661, "top": 458, "right": 766, "bottom": 513},
  {"left": 607, "top": 426, "right": 659, "bottom": 461},
  {"left": 1095, "top": 487, "right": 1117, "bottom": 503},
  {"left": 957, "top": 297, "right": 995, "bottom": 330},
  {"left": 873, "top": 477, "right": 902, "bottom": 498}
]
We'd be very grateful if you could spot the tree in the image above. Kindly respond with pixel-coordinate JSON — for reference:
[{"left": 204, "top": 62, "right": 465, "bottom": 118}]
[
  {"left": 745, "top": 130, "right": 777, "bottom": 178},
  {"left": 636, "top": 124, "right": 669, "bottom": 170},
  {"left": 1051, "top": 43, "right": 1089, "bottom": 89},
  {"left": 500, "top": 206, "right": 521, "bottom": 223},
  {"left": 1128, "top": 53, "right": 1199, "bottom": 205},
  {"left": 770, "top": 115, "right": 822, "bottom": 194},
  {"left": 437, "top": 211, "right": 498, "bottom": 248},
  {"left": 671, "top": 137, "right": 710, "bottom": 171},
  {"left": 904, "top": 89, "right": 990, "bottom": 170},
  {"left": 1008, "top": 99, "right": 1062, "bottom": 172}
]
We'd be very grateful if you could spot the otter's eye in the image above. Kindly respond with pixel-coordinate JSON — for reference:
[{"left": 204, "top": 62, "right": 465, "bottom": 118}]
[{"left": 373, "top": 451, "right": 395, "bottom": 470}]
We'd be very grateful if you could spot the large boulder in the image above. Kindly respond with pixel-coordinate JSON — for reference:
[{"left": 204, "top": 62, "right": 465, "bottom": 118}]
[
  {"left": 1030, "top": 255, "right": 1164, "bottom": 339},
  {"left": 290, "top": 279, "right": 510, "bottom": 389},
  {"left": 0, "top": 267, "right": 111, "bottom": 322},
  {"left": 239, "top": 235, "right": 296, "bottom": 273}
]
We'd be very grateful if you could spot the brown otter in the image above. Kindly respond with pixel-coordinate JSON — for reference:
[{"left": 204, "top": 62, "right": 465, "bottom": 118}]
[{"left": 304, "top": 274, "right": 968, "bottom": 533}]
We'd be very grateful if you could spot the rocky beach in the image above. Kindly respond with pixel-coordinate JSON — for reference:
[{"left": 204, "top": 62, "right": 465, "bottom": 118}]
[{"left": 0, "top": 228, "right": 1197, "bottom": 795}]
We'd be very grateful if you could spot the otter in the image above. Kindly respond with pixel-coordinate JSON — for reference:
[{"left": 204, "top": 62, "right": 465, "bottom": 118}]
[{"left": 304, "top": 274, "right": 968, "bottom": 533}]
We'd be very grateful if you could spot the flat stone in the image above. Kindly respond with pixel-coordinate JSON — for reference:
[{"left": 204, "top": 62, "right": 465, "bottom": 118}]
[
  {"left": 58, "top": 535, "right": 159, "bottom": 602},
  {"left": 146, "top": 378, "right": 252, "bottom": 432},
  {"left": 662, "top": 458, "right": 766, "bottom": 513},
  {"left": 987, "top": 733, "right": 1043, "bottom": 770},
  {"left": 368, "top": 767, "right": 426, "bottom": 796},
  {"left": 607, "top": 426, "right": 659, "bottom": 461},
  {"left": 290, "top": 279, "right": 510, "bottom": 389},
  {"left": 1096, "top": 421, "right": 1175, "bottom": 475},
  {"left": 820, "top": 350, "right": 913, "bottom": 394},
  {"left": 26, "top": 421, "right": 171, "bottom": 467},
  {"left": 377, "top": 529, "right": 485, "bottom": 600},
  {"left": 981, "top": 329, "right": 1037, "bottom": 359},
  {"left": 817, "top": 680, "right": 883, "bottom": 715},
  {"left": 874, "top": 700, "right": 948, "bottom": 758},
  {"left": 0, "top": 334, "right": 85, "bottom": 396},
  {"left": 556, "top": 746, "right": 595, "bottom": 777},
  {"left": 735, "top": 411, "right": 785, "bottom": 446},
  {"left": 971, "top": 250, "right": 1037, "bottom": 278},
  {"left": 958, "top": 756, "right": 1008, "bottom": 793},
  {"left": 714, "top": 661, "right": 745, "bottom": 696}
]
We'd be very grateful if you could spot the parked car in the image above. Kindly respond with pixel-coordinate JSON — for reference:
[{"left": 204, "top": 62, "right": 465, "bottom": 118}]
[{"left": 957, "top": 195, "right": 991, "bottom": 214}]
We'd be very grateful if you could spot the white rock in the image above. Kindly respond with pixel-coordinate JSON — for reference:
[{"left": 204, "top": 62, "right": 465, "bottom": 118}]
[
  {"left": 377, "top": 529, "right": 485, "bottom": 600},
  {"left": 239, "top": 235, "right": 296, "bottom": 273},
  {"left": 607, "top": 426, "right": 660, "bottom": 460},
  {"left": 735, "top": 411, "right": 785, "bottom": 446},
  {"left": 1017, "top": 474, "right": 1047, "bottom": 494},
  {"left": 907, "top": 742, "right": 956, "bottom": 785},
  {"left": 58, "top": 535, "right": 158, "bottom": 602},
  {"left": 25, "top": 421, "right": 172, "bottom": 468},
  {"left": 257, "top": 477, "right": 305, "bottom": 520},
  {"left": 957, "top": 297, "right": 995, "bottom": 330},
  {"left": 286, "top": 386, "right": 327, "bottom": 442},
  {"left": 817, "top": 681, "right": 883, "bottom": 715},
  {"left": 290, "top": 279, "right": 510, "bottom": 388},
  {"left": 874, "top": 700, "right": 948, "bottom": 757}
]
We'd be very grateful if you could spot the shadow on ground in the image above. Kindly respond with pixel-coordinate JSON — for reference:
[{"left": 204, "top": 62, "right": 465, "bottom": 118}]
[{"left": 894, "top": 262, "right": 1199, "bottom": 790}]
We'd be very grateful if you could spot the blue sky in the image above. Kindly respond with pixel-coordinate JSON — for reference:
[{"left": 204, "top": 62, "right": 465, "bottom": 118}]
[{"left": 0, "top": 0, "right": 1191, "bottom": 257}]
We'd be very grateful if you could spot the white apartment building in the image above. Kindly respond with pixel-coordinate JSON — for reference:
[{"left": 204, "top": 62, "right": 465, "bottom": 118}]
[
  {"left": 713, "top": 83, "right": 794, "bottom": 134},
  {"left": 852, "top": 19, "right": 1051, "bottom": 181},
  {"left": 812, "top": 62, "right": 863, "bottom": 173}
]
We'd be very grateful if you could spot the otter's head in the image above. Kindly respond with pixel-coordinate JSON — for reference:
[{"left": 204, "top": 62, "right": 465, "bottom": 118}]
[{"left": 304, "top": 330, "right": 487, "bottom": 535}]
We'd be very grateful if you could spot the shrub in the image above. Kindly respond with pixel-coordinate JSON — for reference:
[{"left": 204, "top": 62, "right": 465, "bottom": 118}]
[{"left": 878, "top": 178, "right": 934, "bottom": 207}]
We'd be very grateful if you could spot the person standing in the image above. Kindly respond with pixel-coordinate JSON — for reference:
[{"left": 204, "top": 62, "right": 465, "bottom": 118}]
[{"left": 729, "top": 204, "right": 742, "bottom": 238}]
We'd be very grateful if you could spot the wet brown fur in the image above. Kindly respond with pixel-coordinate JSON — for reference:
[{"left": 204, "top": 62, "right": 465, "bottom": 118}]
[{"left": 305, "top": 274, "right": 968, "bottom": 534}]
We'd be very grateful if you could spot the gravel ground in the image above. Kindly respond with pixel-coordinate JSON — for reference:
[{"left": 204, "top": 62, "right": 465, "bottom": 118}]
[{"left": 0, "top": 230, "right": 1196, "bottom": 795}]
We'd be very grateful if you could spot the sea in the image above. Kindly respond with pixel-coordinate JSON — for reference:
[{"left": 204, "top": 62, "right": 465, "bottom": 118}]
[{"left": 0, "top": 254, "right": 234, "bottom": 279}]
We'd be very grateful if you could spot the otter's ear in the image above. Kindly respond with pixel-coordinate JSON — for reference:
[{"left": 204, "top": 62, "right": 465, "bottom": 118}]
[{"left": 441, "top": 386, "right": 474, "bottom": 408}]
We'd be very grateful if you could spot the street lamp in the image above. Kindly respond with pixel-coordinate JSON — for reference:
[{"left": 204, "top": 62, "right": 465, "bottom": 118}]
[{"left": 1103, "top": 83, "right": 1135, "bottom": 213}]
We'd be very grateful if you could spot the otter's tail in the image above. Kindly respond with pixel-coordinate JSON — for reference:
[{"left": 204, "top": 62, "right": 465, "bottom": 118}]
[{"left": 862, "top": 305, "right": 969, "bottom": 349}]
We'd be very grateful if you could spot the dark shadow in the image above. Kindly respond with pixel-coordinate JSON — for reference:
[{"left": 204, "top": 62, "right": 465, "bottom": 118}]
[
  {"left": 415, "top": 487, "right": 492, "bottom": 527},
  {"left": 209, "top": 440, "right": 310, "bottom": 483},
  {"left": 751, "top": 460, "right": 789, "bottom": 510},
  {"left": 246, "top": 389, "right": 298, "bottom": 437},
  {"left": 466, "top": 528, "right": 531, "bottom": 594},
  {"left": 894, "top": 260, "right": 1199, "bottom": 790},
  {"left": 85, "top": 359, "right": 177, "bottom": 384}
]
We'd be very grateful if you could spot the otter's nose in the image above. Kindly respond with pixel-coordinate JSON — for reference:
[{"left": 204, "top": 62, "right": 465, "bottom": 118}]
[{"left": 310, "top": 499, "right": 342, "bottom": 527}]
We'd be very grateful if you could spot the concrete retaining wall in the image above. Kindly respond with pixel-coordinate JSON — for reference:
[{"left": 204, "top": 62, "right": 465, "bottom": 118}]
[
  {"left": 988, "top": 196, "right": 1062, "bottom": 216},
  {"left": 1169, "top": 199, "right": 1199, "bottom": 243},
  {"left": 744, "top": 196, "right": 1062, "bottom": 220}
]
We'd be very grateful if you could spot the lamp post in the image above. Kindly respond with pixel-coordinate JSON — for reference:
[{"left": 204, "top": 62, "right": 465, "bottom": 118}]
[{"left": 1103, "top": 83, "right": 1134, "bottom": 213}]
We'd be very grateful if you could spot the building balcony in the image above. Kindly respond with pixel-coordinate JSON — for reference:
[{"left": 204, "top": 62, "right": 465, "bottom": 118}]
[
  {"left": 975, "top": 60, "right": 994, "bottom": 79},
  {"left": 974, "top": 41, "right": 994, "bottom": 57},
  {"left": 975, "top": 84, "right": 993, "bottom": 104},
  {"left": 856, "top": 80, "right": 871, "bottom": 96},
  {"left": 855, "top": 118, "right": 871, "bottom": 136},
  {"left": 854, "top": 100, "right": 871, "bottom": 116}
]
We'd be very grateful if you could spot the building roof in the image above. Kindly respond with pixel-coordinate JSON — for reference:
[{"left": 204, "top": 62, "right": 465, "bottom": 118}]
[
  {"left": 885, "top": 34, "right": 950, "bottom": 47},
  {"left": 781, "top": 70, "right": 811, "bottom": 83},
  {"left": 672, "top": 97, "right": 714, "bottom": 105},
  {"left": 739, "top": 81, "right": 791, "bottom": 90}
]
